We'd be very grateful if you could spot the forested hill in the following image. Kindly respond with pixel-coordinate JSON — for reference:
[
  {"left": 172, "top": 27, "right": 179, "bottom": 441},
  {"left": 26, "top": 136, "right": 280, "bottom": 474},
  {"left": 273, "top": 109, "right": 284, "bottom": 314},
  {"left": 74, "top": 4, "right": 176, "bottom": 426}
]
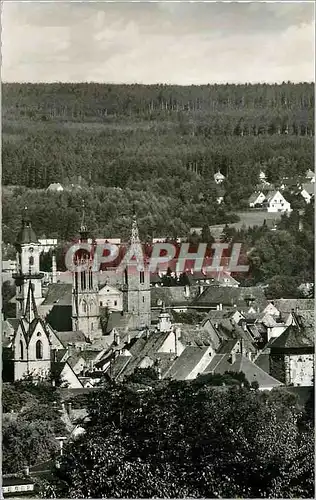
[{"left": 2, "top": 82, "right": 314, "bottom": 242}]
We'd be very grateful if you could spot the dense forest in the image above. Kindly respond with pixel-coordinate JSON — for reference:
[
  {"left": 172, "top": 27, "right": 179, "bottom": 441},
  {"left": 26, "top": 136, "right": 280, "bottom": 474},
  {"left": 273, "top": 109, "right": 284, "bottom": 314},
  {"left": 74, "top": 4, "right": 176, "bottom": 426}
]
[{"left": 3, "top": 82, "right": 314, "bottom": 205}]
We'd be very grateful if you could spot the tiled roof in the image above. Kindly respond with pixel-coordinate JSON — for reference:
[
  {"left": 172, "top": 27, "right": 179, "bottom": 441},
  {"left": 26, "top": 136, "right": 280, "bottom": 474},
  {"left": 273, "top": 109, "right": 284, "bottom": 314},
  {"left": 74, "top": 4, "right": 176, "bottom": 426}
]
[
  {"left": 270, "top": 319, "right": 314, "bottom": 350},
  {"left": 273, "top": 298, "right": 314, "bottom": 313},
  {"left": 249, "top": 192, "right": 263, "bottom": 204},
  {"left": 301, "top": 183, "right": 314, "bottom": 196},
  {"left": 151, "top": 286, "right": 193, "bottom": 307},
  {"left": 67, "top": 353, "right": 85, "bottom": 369},
  {"left": 192, "top": 286, "right": 267, "bottom": 310},
  {"left": 178, "top": 324, "right": 218, "bottom": 348},
  {"left": 55, "top": 330, "right": 88, "bottom": 347},
  {"left": 165, "top": 346, "right": 211, "bottom": 380},
  {"left": 41, "top": 283, "right": 72, "bottom": 306},
  {"left": 204, "top": 353, "right": 283, "bottom": 389},
  {"left": 105, "top": 311, "right": 133, "bottom": 334}
]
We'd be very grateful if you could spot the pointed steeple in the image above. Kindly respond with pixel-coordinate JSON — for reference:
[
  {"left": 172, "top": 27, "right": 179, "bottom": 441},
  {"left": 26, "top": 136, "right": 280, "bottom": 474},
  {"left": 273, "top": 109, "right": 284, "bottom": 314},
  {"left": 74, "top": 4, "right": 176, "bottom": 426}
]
[
  {"left": 129, "top": 206, "right": 144, "bottom": 264},
  {"left": 79, "top": 199, "right": 88, "bottom": 242},
  {"left": 23, "top": 281, "right": 38, "bottom": 324}
]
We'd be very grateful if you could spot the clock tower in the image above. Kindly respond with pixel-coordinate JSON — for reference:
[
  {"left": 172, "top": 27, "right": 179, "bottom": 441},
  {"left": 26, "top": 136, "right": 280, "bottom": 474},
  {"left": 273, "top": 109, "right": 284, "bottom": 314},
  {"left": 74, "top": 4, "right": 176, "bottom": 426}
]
[{"left": 13, "top": 208, "right": 44, "bottom": 319}]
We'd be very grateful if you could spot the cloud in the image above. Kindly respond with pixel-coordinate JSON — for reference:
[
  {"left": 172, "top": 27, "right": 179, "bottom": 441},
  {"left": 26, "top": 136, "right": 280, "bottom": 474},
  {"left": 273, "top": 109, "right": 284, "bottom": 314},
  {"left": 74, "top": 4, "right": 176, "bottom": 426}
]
[{"left": 2, "top": 1, "right": 315, "bottom": 83}]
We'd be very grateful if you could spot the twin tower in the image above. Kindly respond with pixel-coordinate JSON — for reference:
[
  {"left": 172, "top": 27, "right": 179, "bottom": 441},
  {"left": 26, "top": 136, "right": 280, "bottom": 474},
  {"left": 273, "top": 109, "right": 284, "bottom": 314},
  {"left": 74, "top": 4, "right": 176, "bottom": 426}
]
[{"left": 14, "top": 208, "right": 151, "bottom": 339}]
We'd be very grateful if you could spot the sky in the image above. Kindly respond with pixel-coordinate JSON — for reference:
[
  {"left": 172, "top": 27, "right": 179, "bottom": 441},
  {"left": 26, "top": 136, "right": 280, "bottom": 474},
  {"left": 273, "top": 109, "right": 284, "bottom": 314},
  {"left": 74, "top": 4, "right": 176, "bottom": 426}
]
[{"left": 1, "top": 0, "right": 315, "bottom": 84}]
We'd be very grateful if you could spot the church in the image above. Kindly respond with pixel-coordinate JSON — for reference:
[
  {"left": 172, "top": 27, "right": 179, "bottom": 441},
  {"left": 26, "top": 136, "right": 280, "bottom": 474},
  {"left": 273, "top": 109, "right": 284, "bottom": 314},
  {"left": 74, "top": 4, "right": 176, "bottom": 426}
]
[{"left": 2, "top": 206, "right": 152, "bottom": 386}]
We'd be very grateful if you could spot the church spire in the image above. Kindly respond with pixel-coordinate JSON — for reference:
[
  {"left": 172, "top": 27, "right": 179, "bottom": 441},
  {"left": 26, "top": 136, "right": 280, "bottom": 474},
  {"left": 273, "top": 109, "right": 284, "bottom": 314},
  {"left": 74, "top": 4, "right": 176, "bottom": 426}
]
[
  {"left": 79, "top": 199, "right": 88, "bottom": 242},
  {"left": 23, "top": 281, "right": 38, "bottom": 324}
]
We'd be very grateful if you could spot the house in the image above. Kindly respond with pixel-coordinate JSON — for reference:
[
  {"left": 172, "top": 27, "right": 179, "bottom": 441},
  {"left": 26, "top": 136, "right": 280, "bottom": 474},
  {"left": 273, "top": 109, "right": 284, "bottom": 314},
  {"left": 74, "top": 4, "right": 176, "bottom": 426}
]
[
  {"left": 214, "top": 170, "right": 225, "bottom": 185},
  {"left": 46, "top": 183, "right": 64, "bottom": 192},
  {"left": 98, "top": 284, "right": 123, "bottom": 311},
  {"left": 38, "top": 238, "right": 58, "bottom": 253},
  {"left": 192, "top": 286, "right": 268, "bottom": 313},
  {"left": 2, "top": 475, "right": 35, "bottom": 497},
  {"left": 2, "top": 260, "right": 17, "bottom": 274},
  {"left": 269, "top": 312, "right": 314, "bottom": 387},
  {"left": 305, "top": 169, "right": 315, "bottom": 183},
  {"left": 248, "top": 191, "right": 266, "bottom": 208},
  {"left": 300, "top": 183, "right": 314, "bottom": 204},
  {"left": 164, "top": 345, "right": 214, "bottom": 381},
  {"left": 264, "top": 190, "right": 291, "bottom": 213},
  {"left": 203, "top": 351, "right": 283, "bottom": 391},
  {"left": 259, "top": 171, "right": 266, "bottom": 181}
]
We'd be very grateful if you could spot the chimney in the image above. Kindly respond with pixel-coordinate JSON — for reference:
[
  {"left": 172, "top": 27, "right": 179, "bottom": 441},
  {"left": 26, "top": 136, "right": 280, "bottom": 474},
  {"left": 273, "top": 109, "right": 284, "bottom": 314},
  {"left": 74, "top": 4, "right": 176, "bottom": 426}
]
[{"left": 52, "top": 252, "right": 57, "bottom": 284}]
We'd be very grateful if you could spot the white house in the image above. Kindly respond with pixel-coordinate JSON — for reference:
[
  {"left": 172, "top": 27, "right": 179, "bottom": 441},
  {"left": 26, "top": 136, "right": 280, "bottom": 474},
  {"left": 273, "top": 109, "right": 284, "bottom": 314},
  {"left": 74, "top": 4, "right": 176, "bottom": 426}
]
[
  {"left": 98, "top": 284, "right": 123, "bottom": 311},
  {"left": 259, "top": 171, "right": 266, "bottom": 181},
  {"left": 47, "top": 182, "right": 64, "bottom": 192},
  {"left": 300, "top": 183, "right": 314, "bottom": 204},
  {"left": 265, "top": 190, "right": 291, "bottom": 213},
  {"left": 38, "top": 238, "right": 58, "bottom": 253},
  {"left": 248, "top": 191, "right": 265, "bottom": 208},
  {"left": 305, "top": 169, "right": 315, "bottom": 183},
  {"left": 214, "top": 170, "right": 225, "bottom": 185}
]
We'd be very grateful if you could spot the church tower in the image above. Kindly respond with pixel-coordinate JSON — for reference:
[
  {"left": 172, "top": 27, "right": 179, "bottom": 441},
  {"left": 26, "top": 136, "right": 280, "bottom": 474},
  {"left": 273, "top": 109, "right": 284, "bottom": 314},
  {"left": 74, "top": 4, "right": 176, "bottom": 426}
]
[
  {"left": 72, "top": 202, "right": 101, "bottom": 340},
  {"left": 13, "top": 208, "right": 44, "bottom": 319},
  {"left": 13, "top": 281, "right": 52, "bottom": 381},
  {"left": 122, "top": 212, "right": 151, "bottom": 329}
]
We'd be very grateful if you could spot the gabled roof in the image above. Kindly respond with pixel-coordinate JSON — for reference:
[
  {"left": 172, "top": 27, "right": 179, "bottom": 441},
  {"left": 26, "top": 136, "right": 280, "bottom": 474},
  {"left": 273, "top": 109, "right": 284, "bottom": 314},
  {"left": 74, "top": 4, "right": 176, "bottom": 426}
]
[
  {"left": 41, "top": 283, "right": 72, "bottom": 306},
  {"left": 273, "top": 298, "right": 314, "bottom": 313},
  {"left": 301, "top": 183, "right": 314, "bottom": 196},
  {"left": 193, "top": 286, "right": 267, "bottom": 310},
  {"left": 269, "top": 314, "right": 314, "bottom": 350},
  {"left": 55, "top": 330, "right": 88, "bottom": 347},
  {"left": 204, "top": 353, "right": 283, "bottom": 389},
  {"left": 305, "top": 169, "right": 315, "bottom": 179},
  {"left": 164, "top": 346, "right": 211, "bottom": 380},
  {"left": 151, "top": 286, "right": 193, "bottom": 307},
  {"left": 249, "top": 192, "right": 264, "bottom": 204}
]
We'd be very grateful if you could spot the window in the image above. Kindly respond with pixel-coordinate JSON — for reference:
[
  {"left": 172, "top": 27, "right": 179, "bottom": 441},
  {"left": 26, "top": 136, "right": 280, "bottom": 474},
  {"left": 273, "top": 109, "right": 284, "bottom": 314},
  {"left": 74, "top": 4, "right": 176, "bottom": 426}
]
[
  {"left": 37, "top": 332, "right": 41, "bottom": 337},
  {"left": 140, "top": 271, "right": 145, "bottom": 283},
  {"left": 20, "top": 340, "right": 24, "bottom": 359},
  {"left": 114, "top": 300, "right": 117, "bottom": 306},
  {"left": 29, "top": 256, "right": 34, "bottom": 266},
  {"left": 142, "top": 296, "right": 145, "bottom": 303},
  {"left": 36, "top": 340, "right": 43, "bottom": 359},
  {"left": 100, "top": 301, "right": 103, "bottom": 307},
  {"left": 82, "top": 301, "right": 87, "bottom": 313},
  {"left": 91, "top": 323, "right": 94, "bottom": 330}
]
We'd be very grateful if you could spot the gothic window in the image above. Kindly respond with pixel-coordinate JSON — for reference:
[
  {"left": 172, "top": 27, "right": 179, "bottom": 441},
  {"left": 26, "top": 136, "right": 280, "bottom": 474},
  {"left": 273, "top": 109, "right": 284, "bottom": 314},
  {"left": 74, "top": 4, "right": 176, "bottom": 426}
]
[
  {"left": 100, "top": 301, "right": 103, "bottom": 307},
  {"left": 20, "top": 340, "right": 24, "bottom": 360},
  {"left": 36, "top": 340, "right": 43, "bottom": 360},
  {"left": 142, "top": 296, "right": 145, "bottom": 303},
  {"left": 114, "top": 300, "right": 117, "bottom": 306},
  {"left": 37, "top": 332, "right": 41, "bottom": 337},
  {"left": 140, "top": 271, "right": 145, "bottom": 283},
  {"left": 75, "top": 273, "right": 78, "bottom": 290},
  {"left": 124, "top": 269, "right": 128, "bottom": 285},
  {"left": 81, "top": 271, "right": 86, "bottom": 290}
]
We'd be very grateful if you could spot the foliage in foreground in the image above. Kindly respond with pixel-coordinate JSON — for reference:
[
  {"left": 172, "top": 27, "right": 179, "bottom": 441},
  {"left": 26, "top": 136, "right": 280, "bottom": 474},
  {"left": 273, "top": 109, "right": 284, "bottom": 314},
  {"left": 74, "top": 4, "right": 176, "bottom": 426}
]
[{"left": 38, "top": 382, "right": 314, "bottom": 498}]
